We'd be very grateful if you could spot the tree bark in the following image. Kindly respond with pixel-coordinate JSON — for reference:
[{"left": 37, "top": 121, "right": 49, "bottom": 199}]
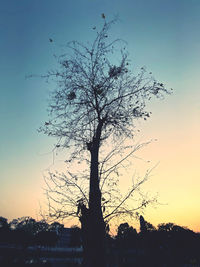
[{"left": 82, "top": 120, "right": 106, "bottom": 267}]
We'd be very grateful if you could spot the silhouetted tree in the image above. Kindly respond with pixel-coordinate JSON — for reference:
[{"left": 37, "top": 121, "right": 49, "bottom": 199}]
[
  {"left": 9, "top": 217, "right": 39, "bottom": 233},
  {"left": 49, "top": 221, "right": 64, "bottom": 234},
  {"left": 139, "top": 215, "right": 147, "bottom": 233},
  {"left": 156, "top": 222, "right": 200, "bottom": 265},
  {"left": 157, "top": 222, "right": 175, "bottom": 232},
  {"left": 9, "top": 217, "right": 38, "bottom": 246},
  {"left": 116, "top": 222, "right": 137, "bottom": 248},
  {"left": 0, "top": 216, "right": 10, "bottom": 243},
  {"left": 39, "top": 16, "right": 170, "bottom": 267},
  {"left": 0, "top": 216, "right": 9, "bottom": 230},
  {"left": 7, "top": 217, "right": 63, "bottom": 247},
  {"left": 139, "top": 215, "right": 156, "bottom": 234}
]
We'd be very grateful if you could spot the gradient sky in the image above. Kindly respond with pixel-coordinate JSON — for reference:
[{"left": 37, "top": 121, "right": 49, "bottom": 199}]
[{"left": 0, "top": 0, "right": 200, "bottom": 232}]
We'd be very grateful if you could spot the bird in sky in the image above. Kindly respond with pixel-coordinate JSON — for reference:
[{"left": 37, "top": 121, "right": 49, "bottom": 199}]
[{"left": 49, "top": 38, "right": 53, "bottom": 42}]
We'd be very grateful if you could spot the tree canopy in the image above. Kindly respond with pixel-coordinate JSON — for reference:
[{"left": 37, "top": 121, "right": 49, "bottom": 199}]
[
  {"left": 39, "top": 17, "right": 171, "bottom": 267},
  {"left": 40, "top": 18, "right": 171, "bottom": 224}
]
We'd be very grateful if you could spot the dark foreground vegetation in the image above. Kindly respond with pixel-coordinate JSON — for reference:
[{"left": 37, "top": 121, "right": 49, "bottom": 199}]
[{"left": 0, "top": 215, "right": 200, "bottom": 266}]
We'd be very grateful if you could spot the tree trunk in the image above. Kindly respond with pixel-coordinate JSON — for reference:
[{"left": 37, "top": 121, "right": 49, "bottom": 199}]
[{"left": 82, "top": 120, "right": 106, "bottom": 267}]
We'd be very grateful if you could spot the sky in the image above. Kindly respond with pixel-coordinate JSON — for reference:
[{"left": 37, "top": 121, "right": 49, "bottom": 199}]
[{"left": 0, "top": 0, "right": 200, "bottom": 232}]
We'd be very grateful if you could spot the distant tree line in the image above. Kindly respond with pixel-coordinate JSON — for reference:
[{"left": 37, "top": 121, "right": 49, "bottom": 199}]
[
  {"left": 115, "top": 215, "right": 200, "bottom": 250},
  {"left": 0, "top": 216, "right": 64, "bottom": 247},
  {"left": 1, "top": 215, "right": 200, "bottom": 266},
  {"left": 114, "top": 216, "right": 200, "bottom": 266}
]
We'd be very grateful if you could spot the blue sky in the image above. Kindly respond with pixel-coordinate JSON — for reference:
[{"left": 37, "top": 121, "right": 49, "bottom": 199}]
[{"left": 0, "top": 0, "right": 200, "bottom": 230}]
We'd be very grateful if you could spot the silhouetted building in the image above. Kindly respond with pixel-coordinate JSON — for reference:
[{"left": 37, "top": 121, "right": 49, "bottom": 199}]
[{"left": 56, "top": 228, "right": 73, "bottom": 248}]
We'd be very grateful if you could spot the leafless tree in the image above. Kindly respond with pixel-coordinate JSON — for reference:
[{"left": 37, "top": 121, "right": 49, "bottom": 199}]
[{"left": 39, "top": 17, "right": 171, "bottom": 267}]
